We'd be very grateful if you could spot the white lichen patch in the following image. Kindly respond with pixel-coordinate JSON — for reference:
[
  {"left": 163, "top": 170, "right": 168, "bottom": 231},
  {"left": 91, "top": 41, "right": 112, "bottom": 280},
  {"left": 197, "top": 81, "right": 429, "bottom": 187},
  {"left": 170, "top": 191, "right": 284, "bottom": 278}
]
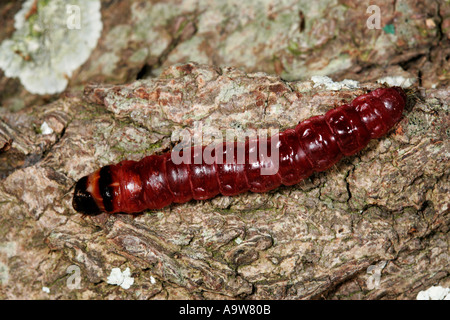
[
  {"left": 107, "top": 267, "right": 134, "bottom": 289},
  {"left": 377, "top": 76, "right": 416, "bottom": 88},
  {"left": 311, "top": 75, "right": 359, "bottom": 91},
  {"left": 40, "top": 121, "right": 53, "bottom": 135},
  {"left": 0, "top": 0, "right": 102, "bottom": 95},
  {"left": 416, "top": 286, "right": 450, "bottom": 300}
]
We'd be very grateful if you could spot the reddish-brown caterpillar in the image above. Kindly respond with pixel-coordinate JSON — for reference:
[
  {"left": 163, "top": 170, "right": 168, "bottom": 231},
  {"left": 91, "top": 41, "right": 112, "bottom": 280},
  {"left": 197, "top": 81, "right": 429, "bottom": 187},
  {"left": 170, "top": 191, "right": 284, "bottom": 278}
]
[{"left": 73, "top": 87, "right": 407, "bottom": 215}]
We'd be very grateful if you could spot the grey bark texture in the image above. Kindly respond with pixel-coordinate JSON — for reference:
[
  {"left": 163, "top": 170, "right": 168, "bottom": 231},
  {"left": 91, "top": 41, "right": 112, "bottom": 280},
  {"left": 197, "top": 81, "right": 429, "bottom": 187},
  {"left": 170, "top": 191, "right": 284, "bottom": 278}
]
[
  {"left": 0, "top": 62, "right": 448, "bottom": 299},
  {"left": 0, "top": 0, "right": 449, "bottom": 300}
]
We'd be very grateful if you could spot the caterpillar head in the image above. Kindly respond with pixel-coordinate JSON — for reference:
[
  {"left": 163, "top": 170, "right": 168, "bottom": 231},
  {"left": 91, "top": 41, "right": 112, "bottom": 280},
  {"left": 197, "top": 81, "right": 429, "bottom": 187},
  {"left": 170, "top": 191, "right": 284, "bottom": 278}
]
[{"left": 72, "top": 175, "right": 102, "bottom": 216}]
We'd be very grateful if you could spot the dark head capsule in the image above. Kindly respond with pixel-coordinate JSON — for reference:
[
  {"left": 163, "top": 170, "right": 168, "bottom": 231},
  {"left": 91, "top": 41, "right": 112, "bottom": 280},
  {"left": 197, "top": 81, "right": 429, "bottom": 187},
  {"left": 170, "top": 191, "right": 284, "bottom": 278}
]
[{"left": 72, "top": 176, "right": 101, "bottom": 216}]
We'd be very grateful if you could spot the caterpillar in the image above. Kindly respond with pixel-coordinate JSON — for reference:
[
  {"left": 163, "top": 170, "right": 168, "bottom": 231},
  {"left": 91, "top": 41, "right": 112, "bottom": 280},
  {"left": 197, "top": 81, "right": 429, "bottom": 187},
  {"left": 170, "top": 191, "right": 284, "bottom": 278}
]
[{"left": 73, "top": 87, "right": 407, "bottom": 215}]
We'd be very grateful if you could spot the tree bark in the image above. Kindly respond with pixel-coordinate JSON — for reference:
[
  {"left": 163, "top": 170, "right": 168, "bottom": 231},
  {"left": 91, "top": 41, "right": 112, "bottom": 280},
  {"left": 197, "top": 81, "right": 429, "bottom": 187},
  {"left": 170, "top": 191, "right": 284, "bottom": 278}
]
[{"left": 0, "top": 62, "right": 448, "bottom": 299}]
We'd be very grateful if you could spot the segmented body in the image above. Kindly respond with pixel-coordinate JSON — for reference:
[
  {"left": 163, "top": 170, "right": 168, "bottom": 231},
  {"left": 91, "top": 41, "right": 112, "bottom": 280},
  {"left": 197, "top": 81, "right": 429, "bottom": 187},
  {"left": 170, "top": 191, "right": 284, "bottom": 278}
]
[{"left": 73, "top": 87, "right": 407, "bottom": 215}]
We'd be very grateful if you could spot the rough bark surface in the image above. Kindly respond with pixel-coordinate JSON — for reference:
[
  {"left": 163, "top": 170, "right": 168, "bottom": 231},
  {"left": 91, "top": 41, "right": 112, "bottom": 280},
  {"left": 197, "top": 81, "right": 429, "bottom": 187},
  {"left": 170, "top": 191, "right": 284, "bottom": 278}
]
[
  {"left": 1, "top": 0, "right": 449, "bottom": 110},
  {"left": 0, "top": 62, "right": 448, "bottom": 299}
]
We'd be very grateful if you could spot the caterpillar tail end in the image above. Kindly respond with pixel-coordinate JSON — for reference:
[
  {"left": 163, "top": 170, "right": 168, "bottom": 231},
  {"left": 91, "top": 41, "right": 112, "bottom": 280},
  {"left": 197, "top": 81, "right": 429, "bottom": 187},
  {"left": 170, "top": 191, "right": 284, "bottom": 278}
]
[{"left": 73, "top": 176, "right": 102, "bottom": 216}]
